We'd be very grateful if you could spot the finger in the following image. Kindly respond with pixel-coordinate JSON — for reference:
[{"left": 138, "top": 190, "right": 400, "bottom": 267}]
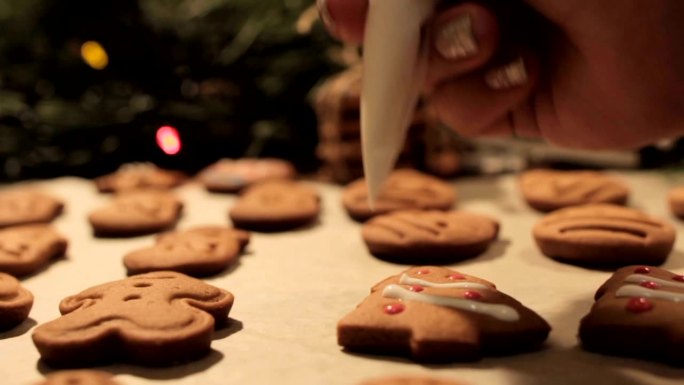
[
  {"left": 428, "top": 52, "right": 540, "bottom": 138},
  {"left": 425, "top": 3, "right": 500, "bottom": 91},
  {"left": 318, "top": 0, "right": 368, "bottom": 44}
]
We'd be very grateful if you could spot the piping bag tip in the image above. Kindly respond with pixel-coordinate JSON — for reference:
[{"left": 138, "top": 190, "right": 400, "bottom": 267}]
[{"left": 360, "top": 0, "right": 437, "bottom": 210}]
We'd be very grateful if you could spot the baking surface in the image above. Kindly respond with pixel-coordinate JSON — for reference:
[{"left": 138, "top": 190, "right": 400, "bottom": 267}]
[{"left": 2, "top": 171, "right": 684, "bottom": 385}]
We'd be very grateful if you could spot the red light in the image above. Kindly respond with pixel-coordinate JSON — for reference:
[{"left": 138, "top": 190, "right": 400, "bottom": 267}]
[{"left": 156, "top": 125, "right": 181, "bottom": 155}]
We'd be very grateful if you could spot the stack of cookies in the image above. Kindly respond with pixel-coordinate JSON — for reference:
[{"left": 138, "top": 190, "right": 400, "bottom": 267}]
[{"left": 313, "top": 65, "right": 460, "bottom": 184}]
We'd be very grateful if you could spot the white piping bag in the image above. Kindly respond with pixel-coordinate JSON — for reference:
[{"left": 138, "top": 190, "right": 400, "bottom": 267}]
[{"left": 361, "top": 0, "right": 439, "bottom": 207}]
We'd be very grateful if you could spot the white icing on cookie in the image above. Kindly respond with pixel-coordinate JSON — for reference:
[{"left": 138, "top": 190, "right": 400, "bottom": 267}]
[
  {"left": 615, "top": 284, "right": 684, "bottom": 303},
  {"left": 399, "top": 273, "right": 491, "bottom": 290},
  {"left": 382, "top": 284, "right": 520, "bottom": 322},
  {"left": 624, "top": 274, "right": 684, "bottom": 289}
]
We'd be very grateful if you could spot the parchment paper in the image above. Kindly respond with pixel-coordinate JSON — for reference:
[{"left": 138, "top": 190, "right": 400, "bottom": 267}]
[{"left": 2, "top": 171, "right": 684, "bottom": 385}]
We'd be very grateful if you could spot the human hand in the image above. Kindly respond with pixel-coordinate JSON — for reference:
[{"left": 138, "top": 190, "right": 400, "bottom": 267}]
[{"left": 317, "top": 0, "right": 684, "bottom": 149}]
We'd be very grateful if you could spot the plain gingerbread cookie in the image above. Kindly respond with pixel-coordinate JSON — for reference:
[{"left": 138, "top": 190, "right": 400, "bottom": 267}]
[
  {"left": 0, "top": 225, "right": 68, "bottom": 277},
  {"left": 0, "top": 189, "right": 63, "bottom": 228},
  {"left": 95, "top": 163, "right": 187, "bottom": 193},
  {"left": 34, "top": 370, "right": 122, "bottom": 385},
  {"left": 0, "top": 272, "right": 33, "bottom": 331}
]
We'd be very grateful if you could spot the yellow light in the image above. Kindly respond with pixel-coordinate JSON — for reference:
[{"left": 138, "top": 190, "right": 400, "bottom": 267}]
[{"left": 80, "top": 41, "right": 109, "bottom": 70}]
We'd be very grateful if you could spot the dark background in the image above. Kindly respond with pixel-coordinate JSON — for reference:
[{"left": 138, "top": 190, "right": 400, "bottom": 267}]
[{"left": 0, "top": 0, "right": 340, "bottom": 181}]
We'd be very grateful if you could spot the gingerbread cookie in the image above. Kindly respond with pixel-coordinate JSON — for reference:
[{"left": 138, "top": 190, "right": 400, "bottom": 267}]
[
  {"left": 0, "top": 190, "right": 63, "bottom": 228},
  {"left": 32, "top": 271, "right": 234, "bottom": 367},
  {"left": 124, "top": 226, "right": 250, "bottom": 276},
  {"left": 199, "top": 158, "right": 296, "bottom": 193},
  {"left": 95, "top": 163, "right": 186, "bottom": 193},
  {"left": 342, "top": 169, "right": 456, "bottom": 222},
  {"left": 34, "top": 370, "right": 121, "bottom": 385},
  {"left": 0, "top": 224, "right": 68, "bottom": 277},
  {"left": 88, "top": 190, "right": 183, "bottom": 237},
  {"left": 579, "top": 265, "right": 684, "bottom": 365},
  {"left": 338, "top": 266, "right": 550, "bottom": 362},
  {"left": 534, "top": 204, "right": 676, "bottom": 266},
  {"left": 0, "top": 272, "right": 33, "bottom": 331},
  {"left": 362, "top": 210, "right": 499, "bottom": 264},
  {"left": 229, "top": 180, "right": 320, "bottom": 232},
  {"left": 519, "top": 169, "right": 629, "bottom": 212},
  {"left": 360, "top": 376, "right": 465, "bottom": 385},
  {"left": 667, "top": 186, "right": 684, "bottom": 219}
]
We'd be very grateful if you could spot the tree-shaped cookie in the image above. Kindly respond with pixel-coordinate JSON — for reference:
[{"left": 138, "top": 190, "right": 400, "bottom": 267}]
[
  {"left": 579, "top": 265, "right": 684, "bottom": 366},
  {"left": 0, "top": 225, "right": 68, "bottom": 277},
  {"left": 0, "top": 272, "right": 33, "bottom": 331},
  {"left": 338, "top": 266, "right": 550, "bottom": 361},
  {"left": 123, "top": 225, "right": 250, "bottom": 276},
  {"left": 32, "top": 271, "right": 234, "bottom": 367}
]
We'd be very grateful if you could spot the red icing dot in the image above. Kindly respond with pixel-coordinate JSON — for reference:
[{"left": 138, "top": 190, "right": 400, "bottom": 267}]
[
  {"left": 408, "top": 285, "right": 424, "bottom": 292},
  {"left": 447, "top": 273, "right": 465, "bottom": 280},
  {"left": 633, "top": 266, "right": 651, "bottom": 274},
  {"left": 640, "top": 281, "right": 659, "bottom": 289},
  {"left": 416, "top": 269, "right": 430, "bottom": 275},
  {"left": 673, "top": 275, "right": 684, "bottom": 282},
  {"left": 464, "top": 291, "right": 482, "bottom": 300},
  {"left": 383, "top": 303, "right": 405, "bottom": 315},
  {"left": 626, "top": 297, "right": 653, "bottom": 313}
]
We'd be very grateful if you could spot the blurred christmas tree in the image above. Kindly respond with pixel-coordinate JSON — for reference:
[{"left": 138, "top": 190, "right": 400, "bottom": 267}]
[{"left": 0, "top": 0, "right": 341, "bottom": 180}]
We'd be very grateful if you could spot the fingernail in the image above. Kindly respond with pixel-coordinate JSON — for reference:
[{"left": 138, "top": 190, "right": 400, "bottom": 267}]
[
  {"left": 485, "top": 57, "right": 527, "bottom": 90},
  {"left": 317, "top": 0, "right": 337, "bottom": 34},
  {"left": 435, "top": 14, "right": 478, "bottom": 60}
]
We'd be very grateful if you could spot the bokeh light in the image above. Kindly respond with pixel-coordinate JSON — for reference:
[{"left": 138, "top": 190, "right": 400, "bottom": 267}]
[
  {"left": 156, "top": 125, "right": 181, "bottom": 155},
  {"left": 80, "top": 41, "right": 109, "bottom": 70}
]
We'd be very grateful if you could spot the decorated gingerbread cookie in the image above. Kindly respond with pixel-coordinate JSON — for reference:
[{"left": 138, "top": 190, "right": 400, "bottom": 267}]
[
  {"left": 342, "top": 169, "right": 456, "bottom": 222},
  {"left": 199, "top": 158, "right": 296, "bottom": 193},
  {"left": 0, "top": 225, "right": 68, "bottom": 277},
  {"left": 123, "top": 226, "right": 250, "bottom": 276},
  {"left": 95, "top": 163, "right": 187, "bottom": 193},
  {"left": 88, "top": 190, "right": 183, "bottom": 237},
  {"left": 0, "top": 190, "right": 63, "bottom": 228},
  {"left": 579, "top": 265, "right": 684, "bottom": 365},
  {"left": 519, "top": 169, "right": 629, "bottom": 212},
  {"left": 34, "top": 370, "right": 122, "bottom": 385},
  {"left": 32, "top": 271, "right": 234, "bottom": 367},
  {"left": 533, "top": 204, "right": 676, "bottom": 266},
  {"left": 229, "top": 180, "right": 320, "bottom": 232},
  {"left": 338, "top": 266, "right": 550, "bottom": 362},
  {"left": 362, "top": 210, "right": 499, "bottom": 264},
  {"left": 0, "top": 272, "right": 34, "bottom": 331}
]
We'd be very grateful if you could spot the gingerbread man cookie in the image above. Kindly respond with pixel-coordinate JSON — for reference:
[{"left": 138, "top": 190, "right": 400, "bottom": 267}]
[
  {"left": 229, "top": 180, "right": 320, "bottom": 232},
  {"left": 338, "top": 266, "right": 550, "bottom": 362},
  {"left": 0, "top": 225, "right": 68, "bottom": 277},
  {"left": 362, "top": 210, "right": 499, "bottom": 264},
  {"left": 32, "top": 271, "right": 234, "bottom": 367},
  {"left": 342, "top": 169, "right": 456, "bottom": 222},
  {"left": 0, "top": 189, "right": 63, "bottom": 228},
  {"left": 579, "top": 266, "right": 684, "bottom": 366},
  {"left": 360, "top": 376, "right": 466, "bottom": 385},
  {"left": 519, "top": 169, "right": 629, "bottom": 212},
  {"left": 0, "top": 272, "right": 34, "bottom": 331},
  {"left": 123, "top": 225, "right": 250, "bottom": 276},
  {"left": 199, "top": 158, "right": 296, "bottom": 193},
  {"left": 34, "top": 370, "right": 122, "bottom": 385},
  {"left": 88, "top": 190, "right": 183, "bottom": 237}
]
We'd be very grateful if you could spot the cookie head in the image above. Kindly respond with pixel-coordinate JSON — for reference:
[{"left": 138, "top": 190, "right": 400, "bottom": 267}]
[
  {"left": 32, "top": 271, "right": 234, "bottom": 367},
  {"left": 534, "top": 204, "right": 676, "bottom": 266},
  {"left": 362, "top": 210, "right": 499, "bottom": 264},
  {"left": 0, "top": 272, "right": 34, "bottom": 331},
  {"left": 342, "top": 169, "right": 456, "bottom": 222},
  {"left": 0, "top": 190, "right": 63, "bottom": 228}
]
